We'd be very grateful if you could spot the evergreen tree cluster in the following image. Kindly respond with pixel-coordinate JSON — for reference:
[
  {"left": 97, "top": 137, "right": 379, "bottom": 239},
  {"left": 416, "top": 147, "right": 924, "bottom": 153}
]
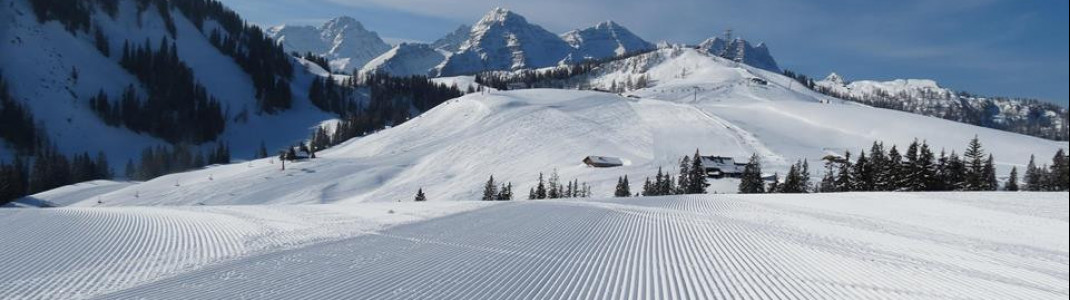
[
  {"left": 1, "top": 144, "right": 113, "bottom": 205},
  {"left": 89, "top": 38, "right": 225, "bottom": 144},
  {"left": 362, "top": 73, "right": 464, "bottom": 113},
  {"left": 738, "top": 154, "right": 765, "bottom": 194},
  {"left": 299, "top": 52, "right": 331, "bottom": 72},
  {"left": 527, "top": 170, "right": 590, "bottom": 200},
  {"left": 815, "top": 137, "right": 1010, "bottom": 193},
  {"left": 474, "top": 50, "right": 656, "bottom": 92},
  {"left": 308, "top": 76, "right": 359, "bottom": 116},
  {"left": 481, "top": 176, "right": 514, "bottom": 201},
  {"left": 772, "top": 160, "right": 811, "bottom": 193},
  {"left": 614, "top": 176, "right": 631, "bottom": 197},
  {"left": 27, "top": 0, "right": 94, "bottom": 33},
  {"left": 1, "top": 75, "right": 43, "bottom": 155},
  {"left": 124, "top": 143, "right": 229, "bottom": 181},
  {"left": 178, "top": 0, "right": 296, "bottom": 114},
  {"left": 781, "top": 70, "right": 817, "bottom": 90},
  {"left": 1023, "top": 150, "right": 1070, "bottom": 191},
  {"left": 633, "top": 151, "right": 712, "bottom": 197},
  {"left": 308, "top": 74, "right": 464, "bottom": 151},
  {"left": 641, "top": 167, "right": 677, "bottom": 197}
]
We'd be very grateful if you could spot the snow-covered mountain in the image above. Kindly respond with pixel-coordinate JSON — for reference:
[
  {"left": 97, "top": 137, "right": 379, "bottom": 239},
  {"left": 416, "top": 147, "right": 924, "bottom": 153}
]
[
  {"left": 815, "top": 73, "right": 1069, "bottom": 141},
  {"left": 359, "top": 43, "right": 447, "bottom": 77},
  {"left": 0, "top": 0, "right": 334, "bottom": 171},
  {"left": 31, "top": 47, "right": 1063, "bottom": 207},
  {"left": 562, "top": 21, "right": 655, "bottom": 60},
  {"left": 267, "top": 17, "right": 392, "bottom": 72},
  {"left": 430, "top": 25, "right": 471, "bottom": 52},
  {"left": 436, "top": 8, "right": 575, "bottom": 76},
  {"left": 698, "top": 36, "right": 781, "bottom": 72}
]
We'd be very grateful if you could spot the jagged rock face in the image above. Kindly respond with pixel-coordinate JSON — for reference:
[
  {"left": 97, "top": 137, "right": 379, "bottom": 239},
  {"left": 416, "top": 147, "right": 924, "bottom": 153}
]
[
  {"left": 562, "top": 21, "right": 655, "bottom": 60},
  {"left": 437, "top": 8, "right": 573, "bottom": 76},
  {"left": 267, "top": 17, "right": 391, "bottom": 72},
  {"left": 360, "top": 43, "right": 447, "bottom": 77},
  {"left": 431, "top": 25, "right": 471, "bottom": 52},
  {"left": 698, "top": 37, "right": 781, "bottom": 73}
]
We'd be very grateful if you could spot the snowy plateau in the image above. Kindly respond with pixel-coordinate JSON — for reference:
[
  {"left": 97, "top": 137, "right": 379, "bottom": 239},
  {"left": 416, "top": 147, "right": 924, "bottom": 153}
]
[{"left": 1, "top": 0, "right": 1068, "bottom": 299}]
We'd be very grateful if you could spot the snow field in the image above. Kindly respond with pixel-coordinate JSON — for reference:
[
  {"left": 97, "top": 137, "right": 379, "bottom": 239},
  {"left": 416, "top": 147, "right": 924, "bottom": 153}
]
[
  {"left": 0, "top": 202, "right": 488, "bottom": 299},
  {"left": 86, "top": 193, "right": 1069, "bottom": 299}
]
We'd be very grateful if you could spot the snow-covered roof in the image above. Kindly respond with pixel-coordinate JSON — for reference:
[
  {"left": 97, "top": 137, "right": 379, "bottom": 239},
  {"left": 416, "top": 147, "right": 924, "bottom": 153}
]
[{"left": 584, "top": 156, "right": 624, "bottom": 166}]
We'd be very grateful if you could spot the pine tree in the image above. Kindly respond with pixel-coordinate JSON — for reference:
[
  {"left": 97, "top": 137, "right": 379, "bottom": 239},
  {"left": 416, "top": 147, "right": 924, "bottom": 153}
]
[
  {"left": 1052, "top": 149, "right": 1069, "bottom": 191},
  {"left": 547, "top": 170, "right": 561, "bottom": 199},
  {"left": 642, "top": 177, "right": 653, "bottom": 196},
  {"left": 615, "top": 176, "right": 632, "bottom": 197},
  {"left": 414, "top": 188, "right": 427, "bottom": 202},
  {"left": 901, "top": 140, "right": 920, "bottom": 189},
  {"left": 687, "top": 150, "right": 708, "bottom": 194},
  {"left": 946, "top": 151, "right": 966, "bottom": 190},
  {"left": 835, "top": 151, "right": 853, "bottom": 192},
  {"left": 677, "top": 155, "right": 691, "bottom": 194},
  {"left": 781, "top": 165, "right": 798, "bottom": 193},
  {"left": 497, "top": 182, "right": 513, "bottom": 201},
  {"left": 535, "top": 173, "right": 547, "bottom": 199},
  {"left": 1006, "top": 167, "right": 1019, "bottom": 192},
  {"left": 964, "top": 136, "right": 986, "bottom": 191},
  {"left": 868, "top": 142, "right": 888, "bottom": 190},
  {"left": 851, "top": 151, "right": 873, "bottom": 191},
  {"left": 738, "top": 154, "right": 765, "bottom": 194},
  {"left": 885, "top": 146, "right": 903, "bottom": 191},
  {"left": 982, "top": 155, "right": 998, "bottom": 191},
  {"left": 1025, "top": 155, "right": 1041, "bottom": 191},
  {"left": 529, "top": 187, "right": 536, "bottom": 200},
  {"left": 482, "top": 175, "right": 497, "bottom": 201},
  {"left": 915, "top": 142, "right": 937, "bottom": 191},
  {"left": 799, "top": 160, "right": 811, "bottom": 193}
]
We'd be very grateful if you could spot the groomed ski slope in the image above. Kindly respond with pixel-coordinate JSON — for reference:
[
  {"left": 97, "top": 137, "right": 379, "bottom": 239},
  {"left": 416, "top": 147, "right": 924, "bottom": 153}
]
[
  {"left": 0, "top": 202, "right": 488, "bottom": 299},
  {"left": 2, "top": 193, "right": 1066, "bottom": 299}
]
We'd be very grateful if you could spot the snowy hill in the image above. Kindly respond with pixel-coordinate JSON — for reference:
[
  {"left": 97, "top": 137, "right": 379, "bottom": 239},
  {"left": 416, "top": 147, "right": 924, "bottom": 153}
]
[
  {"left": 436, "top": 8, "right": 574, "bottom": 76},
  {"left": 698, "top": 36, "right": 781, "bottom": 72},
  {"left": 2, "top": 193, "right": 1066, "bottom": 299},
  {"left": 562, "top": 21, "right": 655, "bottom": 60},
  {"left": 815, "top": 73, "right": 1069, "bottom": 141},
  {"left": 359, "top": 43, "right": 447, "bottom": 77},
  {"left": 0, "top": 0, "right": 335, "bottom": 172},
  {"left": 267, "top": 16, "right": 392, "bottom": 72},
  {"left": 25, "top": 48, "right": 1062, "bottom": 207}
]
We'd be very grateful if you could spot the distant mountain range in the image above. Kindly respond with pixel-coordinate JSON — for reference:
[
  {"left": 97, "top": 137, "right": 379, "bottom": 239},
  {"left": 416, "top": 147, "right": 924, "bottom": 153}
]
[{"left": 812, "top": 73, "right": 1068, "bottom": 141}]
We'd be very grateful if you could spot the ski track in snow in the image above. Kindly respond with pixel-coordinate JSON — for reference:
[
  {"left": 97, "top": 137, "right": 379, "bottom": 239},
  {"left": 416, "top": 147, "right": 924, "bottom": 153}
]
[
  {"left": 0, "top": 203, "right": 487, "bottom": 300},
  {"left": 0, "top": 194, "right": 1049, "bottom": 300}
]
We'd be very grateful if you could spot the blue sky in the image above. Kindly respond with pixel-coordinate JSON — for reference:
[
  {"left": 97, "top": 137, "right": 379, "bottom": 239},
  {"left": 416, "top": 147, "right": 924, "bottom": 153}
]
[{"left": 221, "top": 0, "right": 1069, "bottom": 106}]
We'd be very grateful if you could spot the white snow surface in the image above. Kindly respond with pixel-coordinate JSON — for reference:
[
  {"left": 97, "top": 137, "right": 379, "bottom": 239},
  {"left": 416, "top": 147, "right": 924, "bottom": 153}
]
[
  {"left": 0, "top": 201, "right": 488, "bottom": 299},
  {"left": 1, "top": 193, "right": 1066, "bottom": 299}
]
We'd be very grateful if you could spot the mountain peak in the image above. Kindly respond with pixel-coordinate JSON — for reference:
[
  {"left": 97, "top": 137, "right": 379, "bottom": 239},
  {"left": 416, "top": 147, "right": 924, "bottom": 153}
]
[
  {"left": 322, "top": 16, "right": 365, "bottom": 31},
  {"left": 697, "top": 35, "right": 781, "bottom": 72},
  {"left": 479, "top": 7, "right": 524, "bottom": 24},
  {"left": 563, "top": 20, "right": 654, "bottom": 59},
  {"left": 824, "top": 73, "right": 846, "bottom": 85}
]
